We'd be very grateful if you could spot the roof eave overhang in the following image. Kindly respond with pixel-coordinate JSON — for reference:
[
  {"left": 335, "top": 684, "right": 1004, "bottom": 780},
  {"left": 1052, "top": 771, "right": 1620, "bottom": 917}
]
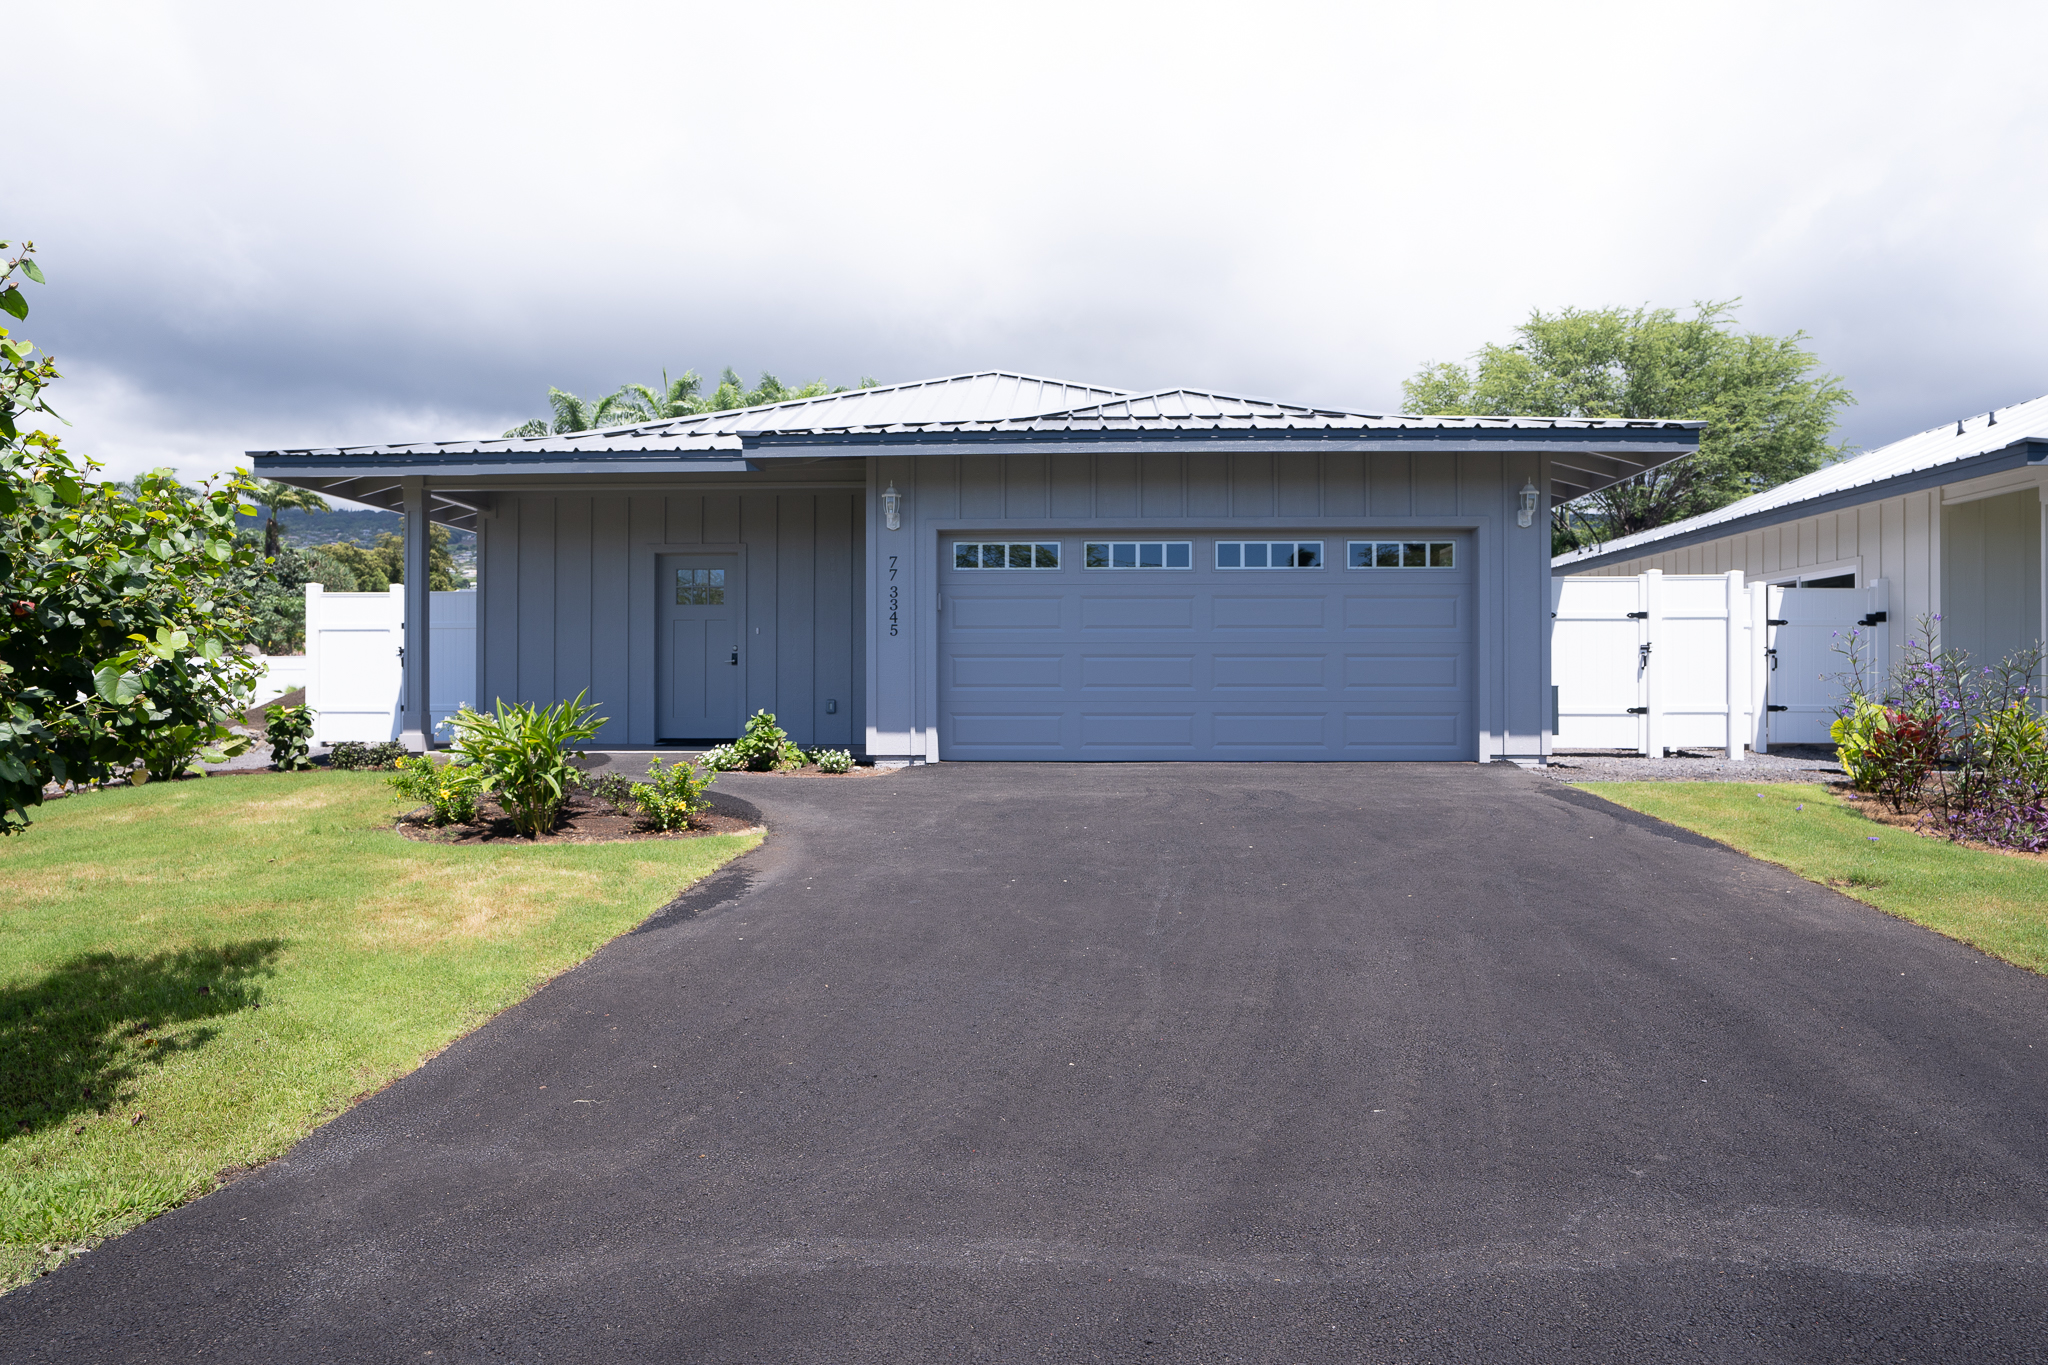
[
  {"left": 746, "top": 428, "right": 1700, "bottom": 458},
  {"left": 1553, "top": 436, "right": 2048, "bottom": 574}
]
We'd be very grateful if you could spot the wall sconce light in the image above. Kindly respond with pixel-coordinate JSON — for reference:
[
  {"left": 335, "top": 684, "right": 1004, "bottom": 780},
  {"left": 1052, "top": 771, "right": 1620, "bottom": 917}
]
[
  {"left": 1517, "top": 480, "right": 1540, "bottom": 528},
  {"left": 882, "top": 482, "right": 901, "bottom": 531}
]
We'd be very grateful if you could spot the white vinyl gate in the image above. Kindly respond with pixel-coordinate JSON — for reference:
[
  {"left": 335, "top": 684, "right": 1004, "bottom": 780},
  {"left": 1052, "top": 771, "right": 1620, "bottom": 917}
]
[
  {"left": 1551, "top": 570, "right": 1887, "bottom": 755},
  {"left": 304, "top": 584, "right": 476, "bottom": 744}
]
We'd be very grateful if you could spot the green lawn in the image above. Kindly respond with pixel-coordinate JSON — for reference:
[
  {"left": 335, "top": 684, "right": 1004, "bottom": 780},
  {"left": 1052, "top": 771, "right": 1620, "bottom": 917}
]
[
  {"left": 0, "top": 771, "right": 760, "bottom": 1291},
  {"left": 1582, "top": 782, "right": 2048, "bottom": 975}
]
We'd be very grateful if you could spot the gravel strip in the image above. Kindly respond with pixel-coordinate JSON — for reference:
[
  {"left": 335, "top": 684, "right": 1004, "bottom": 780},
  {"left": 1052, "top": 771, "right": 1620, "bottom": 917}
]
[{"left": 1544, "top": 744, "right": 1845, "bottom": 784}]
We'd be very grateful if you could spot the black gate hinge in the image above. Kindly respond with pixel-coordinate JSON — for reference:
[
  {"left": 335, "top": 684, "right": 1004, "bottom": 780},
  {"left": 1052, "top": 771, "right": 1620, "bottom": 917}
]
[
  {"left": 1626, "top": 706, "right": 1649, "bottom": 715},
  {"left": 1626, "top": 611, "right": 1649, "bottom": 620},
  {"left": 1767, "top": 704, "right": 1789, "bottom": 712},
  {"left": 1767, "top": 618, "right": 1789, "bottom": 626},
  {"left": 1859, "top": 611, "right": 1887, "bottom": 626}
]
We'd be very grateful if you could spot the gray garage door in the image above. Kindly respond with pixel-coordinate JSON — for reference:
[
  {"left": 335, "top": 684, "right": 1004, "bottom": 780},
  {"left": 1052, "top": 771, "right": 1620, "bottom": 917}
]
[{"left": 938, "top": 531, "right": 1474, "bottom": 761}]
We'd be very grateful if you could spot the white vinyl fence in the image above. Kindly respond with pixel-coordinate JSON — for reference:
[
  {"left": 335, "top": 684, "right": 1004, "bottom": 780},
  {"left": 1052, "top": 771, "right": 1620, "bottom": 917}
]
[
  {"left": 1552, "top": 570, "right": 1889, "bottom": 756},
  {"left": 304, "top": 584, "right": 476, "bottom": 745}
]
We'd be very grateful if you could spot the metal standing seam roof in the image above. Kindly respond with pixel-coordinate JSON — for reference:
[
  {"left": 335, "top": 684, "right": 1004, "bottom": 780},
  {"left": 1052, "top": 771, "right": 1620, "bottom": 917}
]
[
  {"left": 1552, "top": 390, "right": 2048, "bottom": 572},
  {"left": 251, "top": 372, "right": 1136, "bottom": 459},
  {"left": 250, "top": 370, "right": 1706, "bottom": 529},
  {"left": 250, "top": 372, "right": 1704, "bottom": 460}
]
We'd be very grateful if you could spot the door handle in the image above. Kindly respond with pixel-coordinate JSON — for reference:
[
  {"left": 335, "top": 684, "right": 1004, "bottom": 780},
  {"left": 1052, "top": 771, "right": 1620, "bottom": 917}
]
[{"left": 729, "top": 649, "right": 739, "bottom": 666}]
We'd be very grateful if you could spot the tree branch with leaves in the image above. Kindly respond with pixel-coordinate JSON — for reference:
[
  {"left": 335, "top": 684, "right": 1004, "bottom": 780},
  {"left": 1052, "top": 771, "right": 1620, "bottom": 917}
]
[
  {"left": 1404, "top": 302, "right": 1854, "bottom": 553},
  {"left": 1, "top": 242, "right": 263, "bottom": 828}
]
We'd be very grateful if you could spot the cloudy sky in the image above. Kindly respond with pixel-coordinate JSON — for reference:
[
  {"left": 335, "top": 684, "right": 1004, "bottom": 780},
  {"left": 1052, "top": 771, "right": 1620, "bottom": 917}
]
[{"left": 15, "top": 0, "right": 2048, "bottom": 482}]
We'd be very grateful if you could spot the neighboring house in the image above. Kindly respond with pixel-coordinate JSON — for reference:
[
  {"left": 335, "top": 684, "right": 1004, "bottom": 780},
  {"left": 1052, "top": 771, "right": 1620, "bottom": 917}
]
[
  {"left": 253, "top": 372, "right": 1699, "bottom": 764},
  {"left": 1553, "top": 392, "right": 2048, "bottom": 678}
]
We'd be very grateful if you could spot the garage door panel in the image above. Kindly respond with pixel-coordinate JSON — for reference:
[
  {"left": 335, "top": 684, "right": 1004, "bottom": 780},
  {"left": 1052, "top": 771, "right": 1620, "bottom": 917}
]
[
  {"left": 950, "top": 653, "right": 1065, "bottom": 689},
  {"left": 1342, "top": 594, "right": 1461, "bottom": 630},
  {"left": 940, "top": 530, "right": 1473, "bottom": 760},
  {"left": 1080, "top": 654, "right": 1196, "bottom": 689},
  {"left": 1213, "top": 596, "right": 1325, "bottom": 629},
  {"left": 1343, "top": 653, "right": 1461, "bottom": 689},
  {"left": 1344, "top": 711, "right": 1463, "bottom": 748},
  {"left": 1081, "top": 596, "right": 1194, "bottom": 630},
  {"left": 1213, "top": 654, "right": 1326, "bottom": 689},
  {"left": 1080, "top": 712, "right": 1196, "bottom": 748},
  {"left": 950, "top": 712, "right": 1066, "bottom": 747},
  {"left": 1212, "top": 712, "right": 1328, "bottom": 747},
  {"left": 953, "top": 595, "right": 1063, "bottom": 630}
]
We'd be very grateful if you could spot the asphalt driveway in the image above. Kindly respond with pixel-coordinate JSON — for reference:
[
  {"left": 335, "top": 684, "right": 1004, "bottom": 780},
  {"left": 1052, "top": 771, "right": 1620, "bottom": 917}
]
[{"left": 6, "top": 763, "right": 2048, "bottom": 1362}]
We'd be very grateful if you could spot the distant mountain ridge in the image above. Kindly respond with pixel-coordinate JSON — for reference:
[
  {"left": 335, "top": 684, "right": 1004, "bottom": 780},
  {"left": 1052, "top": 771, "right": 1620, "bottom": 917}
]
[{"left": 236, "top": 506, "right": 477, "bottom": 551}]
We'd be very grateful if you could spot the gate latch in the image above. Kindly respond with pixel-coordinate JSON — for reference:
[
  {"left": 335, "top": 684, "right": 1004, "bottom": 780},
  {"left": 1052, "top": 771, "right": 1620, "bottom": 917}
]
[
  {"left": 1637, "top": 641, "right": 1653, "bottom": 670},
  {"left": 1765, "top": 646, "right": 1779, "bottom": 671}
]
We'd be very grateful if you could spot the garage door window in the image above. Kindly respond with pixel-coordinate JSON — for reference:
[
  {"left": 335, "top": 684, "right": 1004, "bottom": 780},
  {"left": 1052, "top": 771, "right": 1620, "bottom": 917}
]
[
  {"left": 1216, "top": 541, "right": 1323, "bottom": 569},
  {"left": 1084, "top": 541, "right": 1192, "bottom": 570},
  {"left": 1347, "top": 540, "right": 1455, "bottom": 569},
  {"left": 954, "top": 542, "right": 1061, "bottom": 570}
]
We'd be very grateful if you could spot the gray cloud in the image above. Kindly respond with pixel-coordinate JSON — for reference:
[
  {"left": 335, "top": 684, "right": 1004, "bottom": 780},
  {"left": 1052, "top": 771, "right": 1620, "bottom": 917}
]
[{"left": 14, "top": 0, "right": 2048, "bottom": 479}]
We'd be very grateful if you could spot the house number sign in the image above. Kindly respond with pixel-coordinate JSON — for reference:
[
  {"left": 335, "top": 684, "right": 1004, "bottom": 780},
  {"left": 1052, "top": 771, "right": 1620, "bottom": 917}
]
[{"left": 887, "top": 554, "right": 900, "bottom": 637}]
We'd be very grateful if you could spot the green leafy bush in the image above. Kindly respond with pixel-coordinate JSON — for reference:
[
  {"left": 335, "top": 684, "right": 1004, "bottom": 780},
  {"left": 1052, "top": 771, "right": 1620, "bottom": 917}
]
[
  {"left": 264, "top": 703, "right": 316, "bottom": 771},
  {"left": 578, "top": 769, "right": 636, "bottom": 813},
  {"left": 386, "top": 753, "right": 484, "bottom": 826},
  {"left": 450, "top": 692, "right": 606, "bottom": 838},
  {"left": 811, "top": 748, "right": 854, "bottom": 774},
  {"left": 1, "top": 244, "right": 265, "bottom": 826},
  {"left": 630, "top": 755, "right": 717, "bottom": 832},
  {"left": 729, "top": 710, "right": 804, "bottom": 772},
  {"left": 327, "top": 739, "right": 407, "bottom": 771},
  {"left": 1830, "top": 697, "right": 1941, "bottom": 811}
]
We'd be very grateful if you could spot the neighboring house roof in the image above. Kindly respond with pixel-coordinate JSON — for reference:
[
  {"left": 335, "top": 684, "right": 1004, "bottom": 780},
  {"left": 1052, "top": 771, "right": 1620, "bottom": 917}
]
[
  {"left": 251, "top": 369, "right": 1704, "bottom": 526},
  {"left": 1553, "top": 391, "right": 2048, "bottom": 574}
]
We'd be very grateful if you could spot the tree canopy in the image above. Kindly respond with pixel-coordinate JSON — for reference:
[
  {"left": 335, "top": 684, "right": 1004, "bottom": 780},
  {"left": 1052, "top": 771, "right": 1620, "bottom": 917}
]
[
  {"left": 1403, "top": 302, "right": 1854, "bottom": 553},
  {"left": 504, "top": 368, "right": 880, "bottom": 437},
  {"left": 1, "top": 242, "right": 261, "bottom": 825}
]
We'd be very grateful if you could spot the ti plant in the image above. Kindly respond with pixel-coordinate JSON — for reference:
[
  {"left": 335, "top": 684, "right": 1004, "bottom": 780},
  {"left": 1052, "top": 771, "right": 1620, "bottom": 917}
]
[{"left": 449, "top": 692, "right": 607, "bottom": 838}]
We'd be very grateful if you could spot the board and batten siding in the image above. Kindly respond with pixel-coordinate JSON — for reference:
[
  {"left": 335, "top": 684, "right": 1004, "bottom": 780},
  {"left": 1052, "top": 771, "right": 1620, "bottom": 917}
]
[
  {"left": 865, "top": 447, "right": 1552, "bottom": 763},
  {"left": 1566, "top": 464, "right": 2048, "bottom": 675},
  {"left": 475, "top": 489, "right": 864, "bottom": 747}
]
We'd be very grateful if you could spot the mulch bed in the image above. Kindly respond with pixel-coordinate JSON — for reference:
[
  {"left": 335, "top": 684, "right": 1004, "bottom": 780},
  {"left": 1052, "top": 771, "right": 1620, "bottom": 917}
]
[
  {"left": 396, "top": 790, "right": 762, "bottom": 845},
  {"left": 1831, "top": 783, "right": 2048, "bottom": 861}
]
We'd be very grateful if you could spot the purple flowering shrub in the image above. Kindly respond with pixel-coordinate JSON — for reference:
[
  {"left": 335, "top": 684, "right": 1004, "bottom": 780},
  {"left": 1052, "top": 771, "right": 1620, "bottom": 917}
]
[{"left": 1833, "top": 616, "right": 2048, "bottom": 852}]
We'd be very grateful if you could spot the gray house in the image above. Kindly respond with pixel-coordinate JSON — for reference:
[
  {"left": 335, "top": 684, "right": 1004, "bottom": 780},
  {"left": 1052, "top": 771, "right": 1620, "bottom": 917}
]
[{"left": 254, "top": 372, "right": 1699, "bottom": 765}]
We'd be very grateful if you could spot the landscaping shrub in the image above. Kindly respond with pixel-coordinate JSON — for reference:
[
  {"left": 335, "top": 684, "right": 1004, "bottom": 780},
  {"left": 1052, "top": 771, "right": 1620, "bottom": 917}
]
[
  {"left": 728, "top": 710, "right": 804, "bottom": 772},
  {"left": 811, "top": 747, "right": 855, "bottom": 774},
  {"left": 449, "top": 692, "right": 606, "bottom": 838},
  {"left": 699, "top": 743, "right": 741, "bottom": 773},
  {"left": 630, "top": 755, "right": 717, "bottom": 831},
  {"left": 1830, "top": 697, "right": 1941, "bottom": 811},
  {"left": 327, "top": 740, "right": 407, "bottom": 771},
  {"left": 578, "top": 769, "right": 636, "bottom": 813},
  {"left": 263, "top": 703, "right": 315, "bottom": 771},
  {"left": 385, "top": 753, "right": 485, "bottom": 826},
  {"left": 1833, "top": 616, "right": 2048, "bottom": 847}
]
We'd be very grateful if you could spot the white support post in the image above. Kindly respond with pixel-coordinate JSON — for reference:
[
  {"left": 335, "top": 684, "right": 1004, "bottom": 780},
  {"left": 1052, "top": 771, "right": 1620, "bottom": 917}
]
[
  {"left": 304, "top": 582, "right": 324, "bottom": 743},
  {"left": 398, "top": 477, "right": 431, "bottom": 752},
  {"left": 1643, "top": 569, "right": 1664, "bottom": 758},
  {"left": 1750, "top": 582, "right": 1770, "bottom": 755},
  {"left": 1724, "top": 569, "right": 1746, "bottom": 760}
]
